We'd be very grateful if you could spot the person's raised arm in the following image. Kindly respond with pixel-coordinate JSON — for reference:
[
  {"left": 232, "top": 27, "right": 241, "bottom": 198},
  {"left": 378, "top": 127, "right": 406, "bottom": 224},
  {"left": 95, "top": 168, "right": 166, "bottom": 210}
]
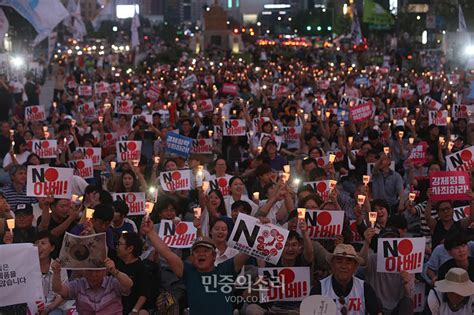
[
  {"left": 460, "top": 189, "right": 474, "bottom": 229},
  {"left": 50, "top": 203, "right": 79, "bottom": 237},
  {"left": 424, "top": 190, "right": 436, "bottom": 233},
  {"left": 140, "top": 218, "right": 184, "bottom": 277},
  {"left": 299, "top": 220, "right": 314, "bottom": 263},
  {"left": 51, "top": 259, "right": 69, "bottom": 298},
  {"left": 359, "top": 227, "right": 376, "bottom": 266},
  {"left": 105, "top": 258, "right": 133, "bottom": 291}
]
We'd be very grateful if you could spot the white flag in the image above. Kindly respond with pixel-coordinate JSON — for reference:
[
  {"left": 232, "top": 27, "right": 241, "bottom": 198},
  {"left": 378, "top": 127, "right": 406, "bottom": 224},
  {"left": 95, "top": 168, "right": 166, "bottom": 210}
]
[
  {"left": 0, "top": 8, "right": 9, "bottom": 47},
  {"left": 131, "top": 9, "right": 140, "bottom": 49},
  {"left": 68, "top": 0, "right": 87, "bottom": 41},
  {"left": 459, "top": 5, "right": 468, "bottom": 33},
  {"left": 351, "top": 5, "right": 362, "bottom": 45},
  {"left": 48, "top": 32, "right": 57, "bottom": 62}
]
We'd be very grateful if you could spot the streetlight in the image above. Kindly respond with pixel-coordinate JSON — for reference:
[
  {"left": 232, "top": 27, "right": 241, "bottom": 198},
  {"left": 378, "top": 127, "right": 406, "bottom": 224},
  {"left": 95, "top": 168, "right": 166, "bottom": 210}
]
[
  {"left": 416, "top": 15, "right": 421, "bottom": 20},
  {"left": 112, "top": 26, "right": 118, "bottom": 32},
  {"left": 306, "top": 25, "right": 312, "bottom": 31}
]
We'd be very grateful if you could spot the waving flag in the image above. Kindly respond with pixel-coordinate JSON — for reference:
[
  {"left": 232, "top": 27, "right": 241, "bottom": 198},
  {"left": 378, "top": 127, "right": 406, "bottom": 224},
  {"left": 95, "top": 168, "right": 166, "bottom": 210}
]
[
  {"left": 351, "top": 5, "right": 363, "bottom": 45},
  {"left": 131, "top": 9, "right": 140, "bottom": 49}
]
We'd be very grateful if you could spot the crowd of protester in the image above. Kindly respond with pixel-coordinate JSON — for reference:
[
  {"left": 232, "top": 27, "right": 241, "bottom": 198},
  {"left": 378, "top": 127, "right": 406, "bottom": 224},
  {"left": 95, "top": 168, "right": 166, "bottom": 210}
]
[{"left": 0, "top": 42, "right": 473, "bottom": 315}]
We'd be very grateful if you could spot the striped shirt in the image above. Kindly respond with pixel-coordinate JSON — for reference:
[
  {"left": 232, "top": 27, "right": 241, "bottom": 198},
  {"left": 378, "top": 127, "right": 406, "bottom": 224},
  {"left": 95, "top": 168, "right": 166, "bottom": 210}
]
[
  {"left": 413, "top": 201, "right": 438, "bottom": 237},
  {"left": 1, "top": 184, "right": 38, "bottom": 211}
]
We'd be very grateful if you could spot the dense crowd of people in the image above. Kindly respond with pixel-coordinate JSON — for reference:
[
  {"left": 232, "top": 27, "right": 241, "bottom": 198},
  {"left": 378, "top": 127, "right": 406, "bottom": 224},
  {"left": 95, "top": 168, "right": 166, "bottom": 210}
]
[{"left": 0, "top": 42, "right": 473, "bottom": 315}]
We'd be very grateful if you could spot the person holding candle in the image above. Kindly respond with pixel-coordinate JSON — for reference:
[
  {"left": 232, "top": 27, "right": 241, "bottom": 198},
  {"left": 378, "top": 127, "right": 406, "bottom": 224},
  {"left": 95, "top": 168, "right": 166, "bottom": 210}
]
[
  {"left": 197, "top": 188, "right": 229, "bottom": 237},
  {"left": 2, "top": 138, "right": 30, "bottom": 172},
  {"left": 1, "top": 203, "right": 37, "bottom": 244},
  {"left": 372, "top": 153, "right": 404, "bottom": 214},
  {"left": 1, "top": 165, "right": 38, "bottom": 211}
]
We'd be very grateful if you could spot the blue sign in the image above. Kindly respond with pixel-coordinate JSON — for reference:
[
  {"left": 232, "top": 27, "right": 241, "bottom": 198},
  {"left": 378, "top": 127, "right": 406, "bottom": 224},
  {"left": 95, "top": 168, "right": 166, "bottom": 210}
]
[
  {"left": 354, "top": 76, "right": 369, "bottom": 87},
  {"left": 165, "top": 132, "right": 193, "bottom": 158}
]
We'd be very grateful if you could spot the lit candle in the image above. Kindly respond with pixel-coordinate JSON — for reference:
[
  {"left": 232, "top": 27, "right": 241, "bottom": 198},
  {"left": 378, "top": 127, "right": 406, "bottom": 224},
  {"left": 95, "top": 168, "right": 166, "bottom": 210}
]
[
  {"left": 154, "top": 156, "right": 160, "bottom": 164},
  {"left": 409, "top": 193, "right": 416, "bottom": 202},
  {"left": 363, "top": 175, "right": 370, "bottom": 185},
  {"left": 297, "top": 208, "right": 306, "bottom": 220},
  {"left": 85, "top": 208, "right": 95, "bottom": 220},
  {"left": 283, "top": 165, "right": 290, "bottom": 174},
  {"left": 202, "top": 181, "right": 210, "bottom": 191},
  {"left": 357, "top": 195, "right": 366, "bottom": 206},
  {"left": 368, "top": 212, "right": 377, "bottom": 228},
  {"left": 194, "top": 207, "right": 202, "bottom": 218},
  {"left": 384, "top": 147, "right": 390, "bottom": 155},
  {"left": 253, "top": 192, "right": 260, "bottom": 200},
  {"left": 409, "top": 137, "right": 414, "bottom": 144},
  {"left": 348, "top": 136, "right": 353, "bottom": 145},
  {"left": 6, "top": 218, "right": 14, "bottom": 232},
  {"left": 328, "top": 153, "right": 336, "bottom": 163},
  {"left": 110, "top": 161, "right": 116, "bottom": 169}
]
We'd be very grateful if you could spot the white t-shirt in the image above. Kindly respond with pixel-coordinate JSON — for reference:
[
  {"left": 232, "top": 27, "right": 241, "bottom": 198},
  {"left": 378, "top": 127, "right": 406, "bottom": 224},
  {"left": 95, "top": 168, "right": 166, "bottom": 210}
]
[
  {"left": 3, "top": 151, "right": 30, "bottom": 168},
  {"left": 428, "top": 289, "right": 474, "bottom": 315}
]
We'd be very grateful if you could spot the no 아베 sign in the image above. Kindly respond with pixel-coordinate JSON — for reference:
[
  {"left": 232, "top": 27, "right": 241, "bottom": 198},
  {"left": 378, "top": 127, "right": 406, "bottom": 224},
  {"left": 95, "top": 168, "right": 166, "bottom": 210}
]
[
  {"left": 258, "top": 267, "right": 311, "bottom": 302},
  {"left": 376, "top": 237, "right": 426, "bottom": 273},
  {"left": 27, "top": 165, "right": 73, "bottom": 198},
  {"left": 303, "top": 210, "right": 344, "bottom": 239},
  {"left": 158, "top": 220, "right": 197, "bottom": 248},
  {"left": 116, "top": 141, "right": 142, "bottom": 162},
  {"left": 112, "top": 192, "right": 146, "bottom": 215},
  {"left": 228, "top": 213, "right": 289, "bottom": 265},
  {"left": 160, "top": 170, "right": 192, "bottom": 191}
]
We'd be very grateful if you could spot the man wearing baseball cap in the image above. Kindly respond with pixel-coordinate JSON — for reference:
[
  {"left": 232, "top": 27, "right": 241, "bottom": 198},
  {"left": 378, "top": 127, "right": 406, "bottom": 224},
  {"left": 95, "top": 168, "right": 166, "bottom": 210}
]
[
  {"left": 140, "top": 218, "right": 250, "bottom": 315},
  {"left": 1, "top": 203, "right": 36, "bottom": 244},
  {"left": 311, "top": 244, "right": 382, "bottom": 314}
]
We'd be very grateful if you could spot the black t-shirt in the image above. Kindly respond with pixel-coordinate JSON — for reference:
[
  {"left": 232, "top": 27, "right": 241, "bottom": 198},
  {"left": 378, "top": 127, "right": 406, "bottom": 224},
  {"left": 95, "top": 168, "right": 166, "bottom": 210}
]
[
  {"left": 37, "top": 215, "right": 77, "bottom": 258},
  {"left": 438, "top": 257, "right": 474, "bottom": 282},
  {"left": 432, "top": 221, "right": 461, "bottom": 249},
  {"left": 117, "top": 259, "right": 151, "bottom": 314},
  {"left": 0, "top": 134, "right": 11, "bottom": 159}
]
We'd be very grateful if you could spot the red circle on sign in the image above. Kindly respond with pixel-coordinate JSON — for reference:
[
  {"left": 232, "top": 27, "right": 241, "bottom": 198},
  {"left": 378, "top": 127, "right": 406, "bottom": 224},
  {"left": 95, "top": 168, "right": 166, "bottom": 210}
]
[
  {"left": 106, "top": 134, "right": 113, "bottom": 140},
  {"left": 126, "top": 193, "right": 136, "bottom": 203},
  {"left": 171, "top": 171, "right": 181, "bottom": 180},
  {"left": 461, "top": 150, "right": 472, "bottom": 161},
  {"left": 397, "top": 108, "right": 402, "bottom": 114},
  {"left": 279, "top": 268, "right": 295, "bottom": 283},
  {"left": 398, "top": 239, "right": 413, "bottom": 255},
  {"left": 127, "top": 142, "right": 136, "bottom": 151},
  {"left": 231, "top": 120, "right": 239, "bottom": 127},
  {"left": 86, "top": 148, "right": 94, "bottom": 156},
  {"left": 465, "top": 207, "right": 471, "bottom": 216},
  {"left": 350, "top": 221, "right": 357, "bottom": 231},
  {"left": 289, "top": 127, "right": 295, "bottom": 134},
  {"left": 175, "top": 223, "right": 188, "bottom": 235},
  {"left": 84, "top": 104, "right": 89, "bottom": 110},
  {"left": 42, "top": 141, "right": 49, "bottom": 149},
  {"left": 32, "top": 106, "right": 38, "bottom": 113},
  {"left": 44, "top": 168, "right": 58, "bottom": 182},
  {"left": 317, "top": 158, "right": 325, "bottom": 167},
  {"left": 199, "top": 139, "right": 206, "bottom": 146},
  {"left": 121, "top": 101, "right": 128, "bottom": 107},
  {"left": 317, "top": 211, "right": 332, "bottom": 226},
  {"left": 76, "top": 161, "right": 85, "bottom": 169},
  {"left": 461, "top": 105, "right": 467, "bottom": 112},
  {"left": 218, "top": 178, "right": 227, "bottom": 187},
  {"left": 316, "top": 182, "right": 327, "bottom": 193},
  {"left": 437, "top": 111, "right": 443, "bottom": 118},
  {"left": 336, "top": 151, "right": 343, "bottom": 159}
]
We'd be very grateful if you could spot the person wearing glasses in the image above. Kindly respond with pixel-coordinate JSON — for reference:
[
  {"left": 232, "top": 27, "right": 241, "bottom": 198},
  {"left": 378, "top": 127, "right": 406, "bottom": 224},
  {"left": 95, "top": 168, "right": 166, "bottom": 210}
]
[{"left": 310, "top": 244, "right": 382, "bottom": 314}]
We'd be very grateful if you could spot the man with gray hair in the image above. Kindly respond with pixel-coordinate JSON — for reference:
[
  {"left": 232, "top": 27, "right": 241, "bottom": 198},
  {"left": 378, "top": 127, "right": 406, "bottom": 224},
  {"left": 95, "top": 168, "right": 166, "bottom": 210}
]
[{"left": 0, "top": 164, "right": 37, "bottom": 211}]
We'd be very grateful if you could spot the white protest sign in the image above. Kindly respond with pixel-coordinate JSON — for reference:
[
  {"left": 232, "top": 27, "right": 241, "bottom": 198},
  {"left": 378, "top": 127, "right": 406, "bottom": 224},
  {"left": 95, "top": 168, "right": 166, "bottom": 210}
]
[
  {"left": 423, "top": 96, "right": 442, "bottom": 111},
  {"left": 446, "top": 146, "right": 474, "bottom": 171},
  {"left": 112, "top": 192, "right": 146, "bottom": 215},
  {"left": 78, "top": 85, "right": 92, "bottom": 97},
  {"left": 303, "top": 210, "right": 344, "bottom": 239},
  {"left": 78, "top": 101, "right": 96, "bottom": 118},
  {"left": 160, "top": 170, "right": 192, "bottom": 191},
  {"left": 258, "top": 267, "right": 311, "bottom": 302},
  {"left": 103, "top": 132, "right": 118, "bottom": 147},
  {"left": 428, "top": 110, "right": 448, "bottom": 126},
  {"left": 300, "top": 295, "right": 337, "bottom": 315},
  {"left": 27, "top": 165, "right": 73, "bottom": 198},
  {"left": 376, "top": 237, "right": 426, "bottom": 273},
  {"left": 453, "top": 205, "right": 471, "bottom": 222},
  {"left": 116, "top": 141, "right": 142, "bottom": 162},
  {"left": 413, "top": 282, "right": 426, "bottom": 312},
  {"left": 281, "top": 126, "right": 301, "bottom": 149},
  {"left": 223, "top": 119, "right": 246, "bottom": 136},
  {"left": 303, "top": 180, "right": 337, "bottom": 201},
  {"left": 59, "top": 232, "right": 107, "bottom": 270},
  {"left": 208, "top": 175, "right": 232, "bottom": 196},
  {"left": 228, "top": 213, "right": 289, "bottom": 265},
  {"left": 25, "top": 105, "right": 46, "bottom": 122},
  {"left": 68, "top": 159, "right": 94, "bottom": 179},
  {"left": 76, "top": 147, "right": 102, "bottom": 166},
  {"left": 191, "top": 138, "right": 213, "bottom": 154},
  {"left": 158, "top": 220, "right": 197, "bottom": 248},
  {"left": 131, "top": 114, "right": 153, "bottom": 128},
  {"left": 31, "top": 140, "right": 57, "bottom": 159},
  {"left": 0, "top": 243, "right": 43, "bottom": 307},
  {"left": 114, "top": 98, "right": 133, "bottom": 115}
]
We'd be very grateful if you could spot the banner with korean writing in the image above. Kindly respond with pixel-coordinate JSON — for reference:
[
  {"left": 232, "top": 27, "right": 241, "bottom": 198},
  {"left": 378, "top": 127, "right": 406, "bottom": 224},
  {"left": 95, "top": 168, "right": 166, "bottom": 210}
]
[
  {"left": 339, "top": 96, "right": 363, "bottom": 109},
  {"left": 158, "top": 220, "right": 197, "bottom": 248},
  {"left": 76, "top": 147, "right": 101, "bottom": 166},
  {"left": 222, "top": 83, "right": 238, "bottom": 95},
  {"left": 452, "top": 104, "right": 474, "bottom": 120},
  {"left": 199, "top": 99, "right": 214, "bottom": 112},
  {"left": 31, "top": 140, "right": 57, "bottom": 159},
  {"left": 228, "top": 213, "right": 289, "bottom": 265},
  {"left": 0, "top": 243, "right": 43, "bottom": 307},
  {"left": 208, "top": 175, "right": 232, "bottom": 196},
  {"left": 428, "top": 110, "right": 448, "bottom": 126},
  {"left": 131, "top": 114, "right": 152, "bottom": 128},
  {"left": 114, "top": 98, "right": 133, "bottom": 115},
  {"left": 112, "top": 192, "right": 146, "bottom": 215},
  {"left": 94, "top": 82, "right": 109, "bottom": 94},
  {"left": 25, "top": 105, "right": 46, "bottom": 122},
  {"left": 281, "top": 126, "right": 301, "bottom": 149},
  {"left": 27, "top": 165, "right": 73, "bottom": 198},
  {"left": 191, "top": 138, "right": 213, "bottom": 154},
  {"left": 303, "top": 180, "right": 337, "bottom": 201},
  {"left": 116, "top": 141, "right": 142, "bottom": 162},
  {"left": 68, "top": 159, "right": 94, "bottom": 179},
  {"left": 446, "top": 146, "right": 474, "bottom": 171},
  {"left": 303, "top": 210, "right": 344, "bottom": 239},
  {"left": 350, "top": 101, "right": 373, "bottom": 123},
  {"left": 59, "top": 232, "right": 107, "bottom": 270},
  {"left": 258, "top": 267, "right": 310, "bottom": 302},
  {"left": 376, "top": 237, "right": 425, "bottom": 273},
  {"left": 182, "top": 74, "right": 197, "bottom": 89},
  {"left": 78, "top": 102, "right": 96, "bottom": 118},
  {"left": 390, "top": 107, "right": 408, "bottom": 120},
  {"left": 350, "top": 220, "right": 364, "bottom": 244},
  {"left": 429, "top": 171, "right": 471, "bottom": 200},
  {"left": 413, "top": 282, "right": 426, "bottom": 312},
  {"left": 165, "top": 132, "right": 193, "bottom": 158},
  {"left": 223, "top": 119, "right": 246, "bottom": 136},
  {"left": 104, "top": 132, "right": 118, "bottom": 147},
  {"left": 423, "top": 96, "right": 442, "bottom": 111},
  {"left": 160, "top": 170, "right": 192, "bottom": 191},
  {"left": 406, "top": 141, "right": 427, "bottom": 166}
]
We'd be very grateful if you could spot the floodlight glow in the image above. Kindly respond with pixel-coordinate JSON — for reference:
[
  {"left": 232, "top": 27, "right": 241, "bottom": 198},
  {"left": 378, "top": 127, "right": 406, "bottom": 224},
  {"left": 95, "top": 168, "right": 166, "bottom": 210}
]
[
  {"left": 464, "top": 45, "right": 474, "bottom": 56},
  {"left": 11, "top": 56, "right": 24, "bottom": 68}
]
